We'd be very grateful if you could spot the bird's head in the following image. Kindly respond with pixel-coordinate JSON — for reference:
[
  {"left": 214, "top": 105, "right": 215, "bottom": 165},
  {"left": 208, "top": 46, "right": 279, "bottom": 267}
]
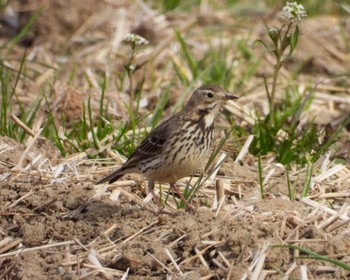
[{"left": 185, "top": 84, "right": 238, "bottom": 117}]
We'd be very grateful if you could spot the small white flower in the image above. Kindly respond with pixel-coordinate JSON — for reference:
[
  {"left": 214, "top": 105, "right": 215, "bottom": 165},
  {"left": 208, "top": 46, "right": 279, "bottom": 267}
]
[
  {"left": 123, "top": 33, "right": 149, "bottom": 46},
  {"left": 268, "top": 27, "right": 279, "bottom": 38},
  {"left": 281, "top": 2, "right": 307, "bottom": 22}
]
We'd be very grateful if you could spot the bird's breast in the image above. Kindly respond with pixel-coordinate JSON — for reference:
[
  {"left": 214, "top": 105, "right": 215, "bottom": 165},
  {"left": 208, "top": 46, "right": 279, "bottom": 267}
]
[
  {"left": 155, "top": 124, "right": 213, "bottom": 181},
  {"left": 139, "top": 120, "right": 214, "bottom": 183}
]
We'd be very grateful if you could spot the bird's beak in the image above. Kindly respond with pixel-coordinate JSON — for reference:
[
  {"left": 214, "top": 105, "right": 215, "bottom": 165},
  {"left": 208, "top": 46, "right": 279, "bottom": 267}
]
[{"left": 223, "top": 92, "right": 239, "bottom": 100}]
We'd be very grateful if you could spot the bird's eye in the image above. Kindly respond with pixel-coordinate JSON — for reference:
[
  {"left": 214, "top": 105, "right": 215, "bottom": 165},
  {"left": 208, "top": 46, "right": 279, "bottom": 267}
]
[{"left": 206, "top": 92, "right": 214, "bottom": 98}]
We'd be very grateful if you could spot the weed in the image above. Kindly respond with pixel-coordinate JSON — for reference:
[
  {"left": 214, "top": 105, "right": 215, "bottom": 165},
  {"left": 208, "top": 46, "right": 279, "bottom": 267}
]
[
  {"left": 250, "top": 3, "right": 349, "bottom": 199},
  {"left": 123, "top": 33, "right": 149, "bottom": 113}
]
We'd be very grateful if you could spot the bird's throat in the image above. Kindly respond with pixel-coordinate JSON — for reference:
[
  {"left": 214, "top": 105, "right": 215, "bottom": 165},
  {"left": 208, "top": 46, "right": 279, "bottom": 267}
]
[
  {"left": 204, "top": 111, "right": 216, "bottom": 128},
  {"left": 197, "top": 105, "right": 219, "bottom": 128}
]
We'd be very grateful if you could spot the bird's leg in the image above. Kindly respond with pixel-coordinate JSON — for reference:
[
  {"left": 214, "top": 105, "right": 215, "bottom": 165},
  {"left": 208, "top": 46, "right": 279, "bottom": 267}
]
[
  {"left": 147, "top": 180, "right": 162, "bottom": 207},
  {"left": 170, "top": 183, "right": 193, "bottom": 212},
  {"left": 200, "top": 167, "right": 206, "bottom": 179},
  {"left": 148, "top": 180, "right": 157, "bottom": 200},
  {"left": 147, "top": 179, "right": 155, "bottom": 195}
]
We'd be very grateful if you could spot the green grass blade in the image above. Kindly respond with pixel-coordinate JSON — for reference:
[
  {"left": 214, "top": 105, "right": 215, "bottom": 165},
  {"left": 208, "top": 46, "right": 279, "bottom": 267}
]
[
  {"left": 174, "top": 30, "right": 198, "bottom": 78},
  {"left": 87, "top": 97, "right": 100, "bottom": 150},
  {"left": 149, "top": 88, "right": 170, "bottom": 128},
  {"left": 43, "top": 94, "right": 66, "bottom": 156},
  {"left": 5, "top": 6, "right": 42, "bottom": 55},
  {"left": 273, "top": 245, "right": 350, "bottom": 272},
  {"left": 301, "top": 155, "right": 313, "bottom": 197},
  {"left": 258, "top": 154, "right": 264, "bottom": 198},
  {"left": 286, "top": 169, "right": 294, "bottom": 200}
]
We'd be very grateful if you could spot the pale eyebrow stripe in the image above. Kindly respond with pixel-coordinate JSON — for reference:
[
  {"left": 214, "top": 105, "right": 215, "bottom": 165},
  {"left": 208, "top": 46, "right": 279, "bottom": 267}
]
[{"left": 202, "top": 90, "right": 214, "bottom": 95}]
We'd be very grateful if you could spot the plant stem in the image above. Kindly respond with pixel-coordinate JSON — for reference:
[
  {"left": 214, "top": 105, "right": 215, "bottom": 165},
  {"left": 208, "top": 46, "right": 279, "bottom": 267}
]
[
  {"left": 126, "top": 43, "right": 136, "bottom": 112},
  {"left": 269, "top": 23, "right": 292, "bottom": 123},
  {"left": 127, "top": 70, "right": 134, "bottom": 111},
  {"left": 269, "top": 57, "right": 281, "bottom": 121}
]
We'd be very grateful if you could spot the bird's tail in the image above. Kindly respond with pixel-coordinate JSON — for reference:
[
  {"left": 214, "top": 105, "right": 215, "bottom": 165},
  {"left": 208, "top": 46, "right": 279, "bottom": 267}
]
[{"left": 96, "top": 169, "right": 126, "bottom": 184}]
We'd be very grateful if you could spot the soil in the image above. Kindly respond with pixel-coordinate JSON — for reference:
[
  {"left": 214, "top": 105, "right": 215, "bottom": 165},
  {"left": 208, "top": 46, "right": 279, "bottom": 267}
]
[{"left": 1, "top": 137, "right": 349, "bottom": 279}]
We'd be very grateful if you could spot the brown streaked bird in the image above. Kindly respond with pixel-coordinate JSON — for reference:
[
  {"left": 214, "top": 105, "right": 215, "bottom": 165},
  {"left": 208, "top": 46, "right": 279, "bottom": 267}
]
[{"left": 96, "top": 85, "right": 238, "bottom": 202}]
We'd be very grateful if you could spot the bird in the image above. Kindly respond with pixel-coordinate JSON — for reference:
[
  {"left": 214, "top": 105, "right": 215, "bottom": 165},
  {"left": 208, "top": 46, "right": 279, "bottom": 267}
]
[{"left": 96, "top": 84, "right": 238, "bottom": 206}]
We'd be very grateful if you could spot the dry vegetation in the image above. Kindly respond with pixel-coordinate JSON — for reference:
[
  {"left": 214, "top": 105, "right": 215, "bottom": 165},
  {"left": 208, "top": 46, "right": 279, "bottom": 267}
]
[{"left": 0, "top": 0, "right": 349, "bottom": 279}]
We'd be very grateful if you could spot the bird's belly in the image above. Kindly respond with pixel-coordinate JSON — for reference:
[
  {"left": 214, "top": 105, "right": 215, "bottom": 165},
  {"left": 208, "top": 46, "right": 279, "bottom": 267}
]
[
  {"left": 144, "top": 132, "right": 212, "bottom": 183},
  {"left": 148, "top": 156, "right": 203, "bottom": 182}
]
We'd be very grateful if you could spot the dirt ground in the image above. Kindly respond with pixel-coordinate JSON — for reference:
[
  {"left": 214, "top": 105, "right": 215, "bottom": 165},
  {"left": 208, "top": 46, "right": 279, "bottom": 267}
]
[
  {"left": 0, "top": 0, "right": 350, "bottom": 279},
  {"left": 1, "top": 135, "right": 349, "bottom": 279}
]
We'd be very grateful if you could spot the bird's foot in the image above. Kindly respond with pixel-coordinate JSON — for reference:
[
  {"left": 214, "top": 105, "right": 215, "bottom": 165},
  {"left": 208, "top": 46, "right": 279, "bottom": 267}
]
[{"left": 171, "top": 183, "right": 194, "bottom": 212}]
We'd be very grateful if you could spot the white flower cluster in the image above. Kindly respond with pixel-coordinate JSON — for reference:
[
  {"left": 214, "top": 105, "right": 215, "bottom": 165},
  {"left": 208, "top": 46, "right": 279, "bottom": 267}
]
[
  {"left": 124, "top": 33, "right": 149, "bottom": 46},
  {"left": 281, "top": 2, "right": 307, "bottom": 22}
]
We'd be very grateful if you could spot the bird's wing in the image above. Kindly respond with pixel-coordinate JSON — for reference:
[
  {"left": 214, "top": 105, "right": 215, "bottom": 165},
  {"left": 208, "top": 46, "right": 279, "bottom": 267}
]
[
  {"left": 136, "top": 129, "right": 168, "bottom": 155},
  {"left": 122, "top": 113, "right": 180, "bottom": 168},
  {"left": 96, "top": 113, "right": 183, "bottom": 184}
]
